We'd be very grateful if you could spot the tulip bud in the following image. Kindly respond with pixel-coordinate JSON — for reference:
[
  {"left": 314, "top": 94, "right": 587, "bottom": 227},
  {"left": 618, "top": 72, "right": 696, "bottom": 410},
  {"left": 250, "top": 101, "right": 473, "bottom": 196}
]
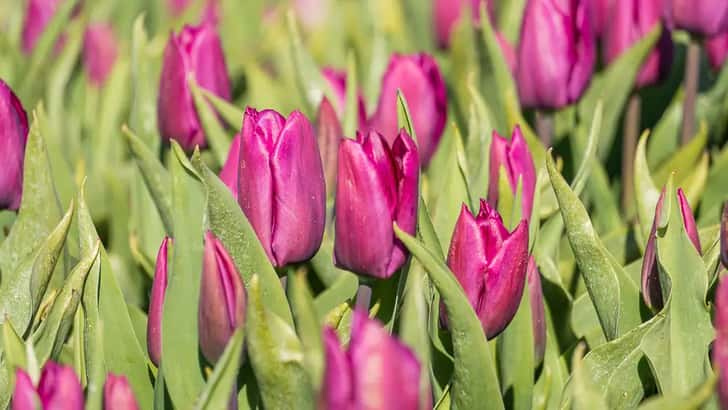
[
  {"left": 321, "top": 67, "right": 367, "bottom": 128},
  {"left": 147, "top": 237, "right": 171, "bottom": 367},
  {"left": 199, "top": 231, "right": 246, "bottom": 364},
  {"left": 706, "top": 32, "right": 728, "bottom": 71},
  {"left": 527, "top": 257, "right": 546, "bottom": 365},
  {"left": 316, "top": 97, "right": 342, "bottom": 195},
  {"left": 219, "top": 134, "right": 241, "bottom": 199},
  {"left": 12, "top": 370, "right": 38, "bottom": 410},
  {"left": 83, "top": 23, "right": 119, "bottom": 87},
  {"left": 21, "top": 0, "right": 64, "bottom": 54},
  {"left": 157, "top": 23, "right": 231, "bottom": 151},
  {"left": 237, "top": 107, "right": 326, "bottom": 267},
  {"left": 321, "top": 310, "right": 426, "bottom": 410},
  {"left": 0, "top": 80, "right": 29, "bottom": 211},
  {"left": 715, "top": 275, "right": 728, "bottom": 409},
  {"left": 603, "top": 0, "right": 673, "bottom": 89},
  {"left": 722, "top": 202, "right": 728, "bottom": 270},
  {"left": 516, "top": 0, "right": 595, "bottom": 109},
  {"left": 445, "top": 200, "right": 529, "bottom": 339},
  {"left": 104, "top": 374, "right": 140, "bottom": 410},
  {"left": 433, "top": 0, "right": 495, "bottom": 48},
  {"left": 487, "top": 126, "right": 536, "bottom": 221},
  {"left": 589, "top": 0, "right": 614, "bottom": 38},
  {"left": 368, "top": 53, "right": 447, "bottom": 166},
  {"left": 37, "top": 362, "right": 84, "bottom": 410},
  {"left": 334, "top": 129, "right": 419, "bottom": 278},
  {"left": 641, "top": 188, "right": 701, "bottom": 310},
  {"left": 664, "top": 0, "right": 728, "bottom": 37}
]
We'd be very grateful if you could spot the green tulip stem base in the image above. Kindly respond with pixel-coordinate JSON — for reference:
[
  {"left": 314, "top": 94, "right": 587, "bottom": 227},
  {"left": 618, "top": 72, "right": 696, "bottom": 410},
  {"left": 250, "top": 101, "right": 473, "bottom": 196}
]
[
  {"left": 355, "top": 283, "right": 371, "bottom": 310},
  {"left": 681, "top": 41, "right": 701, "bottom": 145},
  {"left": 622, "top": 93, "right": 641, "bottom": 212},
  {"left": 536, "top": 110, "right": 553, "bottom": 147}
]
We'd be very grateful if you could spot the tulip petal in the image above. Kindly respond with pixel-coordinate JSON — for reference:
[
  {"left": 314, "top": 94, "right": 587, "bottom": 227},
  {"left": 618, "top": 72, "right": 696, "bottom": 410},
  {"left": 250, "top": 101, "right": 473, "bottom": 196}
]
[
  {"left": 676, "top": 188, "right": 701, "bottom": 254},
  {"left": 147, "top": 237, "right": 170, "bottom": 367},
  {"left": 0, "top": 80, "right": 29, "bottom": 211},
  {"left": 388, "top": 130, "right": 420, "bottom": 275},
  {"left": 37, "top": 362, "right": 84, "bottom": 410},
  {"left": 447, "top": 205, "right": 488, "bottom": 313},
  {"left": 12, "top": 370, "right": 38, "bottom": 410},
  {"left": 316, "top": 97, "right": 342, "bottom": 194},
  {"left": 104, "top": 374, "right": 140, "bottom": 410},
  {"left": 219, "top": 134, "right": 241, "bottom": 198},
  {"left": 321, "top": 328, "right": 353, "bottom": 408},
  {"left": 641, "top": 190, "right": 665, "bottom": 310}
]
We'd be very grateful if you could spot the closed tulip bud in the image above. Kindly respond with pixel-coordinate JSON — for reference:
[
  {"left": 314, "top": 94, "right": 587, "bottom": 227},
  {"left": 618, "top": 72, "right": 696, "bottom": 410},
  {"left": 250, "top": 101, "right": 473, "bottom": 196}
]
[
  {"left": 104, "top": 374, "right": 140, "bottom": 410},
  {"left": 706, "top": 32, "right": 728, "bottom": 71},
  {"left": 334, "top": 130, "right": 419, "bottom": 278},
  {"left": 316, "top": 97, "right": 342, "bottom": 195},
  {"left": 83, "top": 23, "right": 118, "bottom": 87},
  {"left": 37, "top": 362, "right": 84, "bottom": 410},
  {"left": 721, "top": 202, "right": 728, "bottom": 270},
  {"left": 603, "top": 0, "right": 673, "bottom": 88},
  {"left": 487, "top": 126, "right": 537, "bottom": 221},
  {"left": 0, "top": 80, "right": 29, "bottom": 211},
  {"left": 527, "top": 257, "right": 546, "bottom": 365},
  {"left": 446, "top": 200, "right": 529, "bottom": 339},
  {"left": 21, "top": 0, "right": 64, "bottom": 54},
  {"left": 516, "top": 0, "right": 596, "bottom": 109},
  {"left": 664, "top": 0, "right": 728, "bottom": 37},
  {"left": 219, "top": 134, "right": 241, "bottom": 199},
  {"left": 12, "top": 370, "right": 38, "bottom": 410},
  {"left": 433, "top": 0, "right": 495, "bottom": 48},
  {"left": 157, "top": 23, "right": 231, "bottom": 151},
  {"left": 321, "top": 310, "right": 426, "bottom": 410},
  {"left": 590, "top": 0, "right": 614, "bottom": 38},
  {"left": 641, "top": 188, "right": 701, "bottom": 310},
  {"left": 237, "top": 107, "right": 326, "bottom": 267},
  {"left": 147, "top": 237, "right": 171, "bottom": 367},
  {"left": 368, "top": 53, "right": 447, "bottom": 166},
  {"left": 199, "top": 231, "right": 246, "bottom": 363},
  {"left": 715, "top": 276, "right": 728, "bottom": 409},
  {"left": 321, "top": 67, "right": 367, "bottom": 128}
]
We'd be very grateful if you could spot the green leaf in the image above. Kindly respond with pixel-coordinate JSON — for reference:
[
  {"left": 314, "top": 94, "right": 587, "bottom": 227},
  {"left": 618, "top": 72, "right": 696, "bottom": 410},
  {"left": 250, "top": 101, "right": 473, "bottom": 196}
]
[
  {"left": 637, "top": 374, "right": 716, "bottom": 410},
  {"left": 287, "top": 270, "right": 324, "bottom": 390},
  {"left": 394, "top": 225, "right": 504, "bottom": 410},
  {"left": 546, "top": 155, "right": 641, "bottom": 341},
  {"left": 200, "top": 87, "right": 244, "bottom": 130},
  {"left": 497, "top": 280, "right": 533, "bottom": 410},
  {"left": 246, "top": 275, "right": 315, "bottom": 410},
  {"left": 191, "top": 154, "right": 293, "bottom": 325},
  {"left": 397, "top": 90, "right": 418, "bottom": 142},
  {"left": 189, "top": 77, "right": 232, "bottom": 166},
  {"left": 3, "top": 320, "right": 27, "bottom": 373},
  {"left": 532, "top": 305, "right": 569, "bottom": 410},
  {"left": 653, "top": 123, "right": 708, "bottom": 188},
  {"left": 634, "top": 131, "right": 661, "bottom": 250},
  {"left": 343, "top": 51, "right": 358, "bottom": 138},
  {"left": 496, "top": 0, "right": 526, "bottom": 45},
  {"left": 195, "top": 328, "right": 245, "bottom": 410},
  {"left": 570, "top": 102, "right": 602, "bottom": 197},
  {"left": 162, "top": 143, "right": 206, "bottom": 407},
  {"left": 129, "top": 14, "right": 160, "bottom": 145},
  {"left": 570, "top": 344, "right": 609, "bottom": 410}
]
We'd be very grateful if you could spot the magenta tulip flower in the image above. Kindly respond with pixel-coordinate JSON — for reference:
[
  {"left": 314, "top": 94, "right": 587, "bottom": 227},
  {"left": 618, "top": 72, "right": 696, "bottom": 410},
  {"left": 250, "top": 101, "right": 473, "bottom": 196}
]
[
  {"left": 445, "top": 200, "right": 529, "bottom": 339},
  {"left": 707, "top": 32, "right": 728, "bottom": 71},
  {"left": 516, "top": 0, "right": 596, "bottom": 109},
  {"left": 527, "top": 257, "right": 546, "bottom": 364},
  {"left": 104, "top": 374, "right": 140, "bottom": 410},
  {"left": 487, "top": 126, "right": 537, "bottom": 221},
  {"left": 433, "top": 0, "right": 495, "bottom": 48},
  {"left": 321, "top": 310, "right": 426, "bottom": 410},
  {"left": 316, "top": 97, "right": 343, "bottom": 195},
  {"left": 368, "top": 53, "right": 447, "bottom": 166},
  {"left": 641, "top": 188, "right": 701, "bottom": 310},
  {"left": 147, "top": 237, "right": 171, "bottom": 367},
  {"left": 664, "top": 0, "right": 728, "bottom": 37},
  {"left": 198, "top": 231, "right": 246, "bottom": 364},
  {"left": 21, "top": 0, "right": 64, "bottom": 54},
  {"left": 334, "top": 129, "right": 419, "bottom": 279},
  {"left": 0, "top": 80, "right": 29, "bottom": 211},
  {"left": 13, "top": 362, "right": 84, "bottom": 410},
  {"left": 715, "top": 275, "right": 728, "bottom": 409},
  {"left": 237, "top": 107, "right": 326, "bottom": 267},
  {"left": 157, "top": 23, "right": 231, "bottom": 151},
  {"left": 590, "top": 0, "right": 615, "bottom": 38},
  {"left": 83, "top": 23, "right": 119, "bottom": 87},
  {"left": 603, "top": 0, "right": 673, "bottom": 88},
  {"left": 321, "top": 67, "right": 367, "bottom": 127}
]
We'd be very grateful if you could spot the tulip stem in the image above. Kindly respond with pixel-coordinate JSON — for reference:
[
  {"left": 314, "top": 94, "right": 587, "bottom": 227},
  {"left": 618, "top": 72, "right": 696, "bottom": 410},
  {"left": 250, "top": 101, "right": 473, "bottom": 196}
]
[
  {"left": 681, "top": 42, "right": 701, "bottom": 145},
  {"left": 356, "top": 284, "right": 372, "bottom": 309},
  {"left": 535, "top": 111, "right": 553, "bottom": 146},
  {"left": 622, "top": 94, "right": 641, "bottom": 212}
]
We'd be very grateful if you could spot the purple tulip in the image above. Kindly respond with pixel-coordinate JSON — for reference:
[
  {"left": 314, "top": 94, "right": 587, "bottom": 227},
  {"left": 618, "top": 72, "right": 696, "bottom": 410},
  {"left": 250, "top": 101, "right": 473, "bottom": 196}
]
[
  {"left": 715, "top": 275, "right": 728, "bottom": 409},
  {"left": 198, "top": 231, "right": 246, "bottom": 364},
  {"left": 157, "top": 23, "right": 231, "bottom": 151},
  {"left": 368, "top": 53, "right": 447, "bottom": 166},
  {"left": 487, "top": 126, "right": 537, "bottom": 221},
  {"left": 641, "top": 188, "right": 701, "bottom": 310},
  {"left": 147, "top": 236, "right": 171, "bottom": 367},
  {"left": 603, "top": 0, "right": 673, "bottom": 88},
  {"left": 237, "top": 107, "right": 326, "bottom": 267},
  {"left": 0, "top": 80, "right": 29, "bottom": 211},
  {"left": 445, "top": 200, "right": 529, "bottom": 339},
  {"left": 104, "top": 374, "right": 140, "bottom": 410},
  {"left": 321, "top": 67, "right": 367, "bottom": 127},
  {"left": 83, "top": 23, "right": 118, "bottom": 87},
  {"left": 516, "top": 0, "right": 596, "bottom": 109},
  {"left": 11, "top": 370, "right": 37, "bottom": 410},
  {"left": 590, "top": 0, "right": 615, "bottom": 38},
  {"left": 219, "top": 134, "right": 241, "bottom": 199},
  {"left": 433, "top": 0, "right": 495, "bottom": 48},
  {"left": 527, "top": 257, "right": 546, "bottom": 365},
  {"left": 14, "top": 362, "right": 85, "bottom": 410},
  {"left": 334, "top": 129, "right": 419, "bottom": 279},
  {"left": 316, "top": 97, "right": 342, "bottom": 196},
  {"left": 320, "top": 310, "right": 426, "bottom": 410},
  {"left": 706, "top": 32, "right": 728, "bottom": 71},
  {"left": 664, "top": 0, "right": 728, "bottom": 37},
  {"left": 21, "top": 0, "right": 64, "bottom": 54}
]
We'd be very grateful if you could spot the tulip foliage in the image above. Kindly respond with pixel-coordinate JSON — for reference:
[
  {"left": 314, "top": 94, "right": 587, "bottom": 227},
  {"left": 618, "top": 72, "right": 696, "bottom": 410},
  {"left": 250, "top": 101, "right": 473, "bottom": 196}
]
[{"left": 4, "top": 0, "right": 728, "bottom": 409}]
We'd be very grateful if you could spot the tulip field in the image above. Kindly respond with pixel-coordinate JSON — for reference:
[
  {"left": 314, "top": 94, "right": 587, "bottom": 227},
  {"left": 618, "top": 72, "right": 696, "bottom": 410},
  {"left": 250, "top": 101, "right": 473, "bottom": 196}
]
[{"left": 3, "top": 0, "right": 728, "bottom": 408}]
